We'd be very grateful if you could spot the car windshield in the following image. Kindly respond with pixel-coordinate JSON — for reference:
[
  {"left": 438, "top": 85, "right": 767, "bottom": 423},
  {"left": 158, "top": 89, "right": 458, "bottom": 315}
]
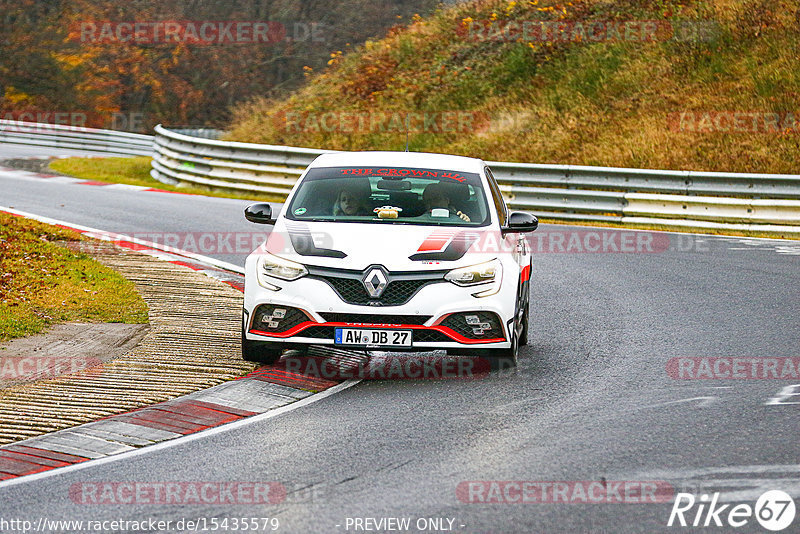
[{"left": 286, "top": 166, "right": 490, "bottom": 226}]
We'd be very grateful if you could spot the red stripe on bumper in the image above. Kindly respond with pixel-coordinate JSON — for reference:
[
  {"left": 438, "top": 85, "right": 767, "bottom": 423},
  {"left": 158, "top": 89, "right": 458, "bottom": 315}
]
[{"left": 250, "top": 322, "right": 505, "bottom": 345}]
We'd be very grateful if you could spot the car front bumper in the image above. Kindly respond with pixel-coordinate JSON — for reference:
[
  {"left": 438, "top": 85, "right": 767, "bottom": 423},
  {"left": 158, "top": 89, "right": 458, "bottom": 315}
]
[{"left": 243, "top": 273, "right": 516, "bottom": 351}]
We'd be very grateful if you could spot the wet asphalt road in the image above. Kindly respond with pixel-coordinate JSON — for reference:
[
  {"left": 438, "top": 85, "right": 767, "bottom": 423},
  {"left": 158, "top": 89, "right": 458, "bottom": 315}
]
[{"left": 1, "top": 149, "right": 799, "bottom": 533}]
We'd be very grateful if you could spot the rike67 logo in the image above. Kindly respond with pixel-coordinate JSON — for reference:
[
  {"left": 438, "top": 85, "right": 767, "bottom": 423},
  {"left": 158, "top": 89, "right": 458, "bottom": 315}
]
[{"left": 668, "top": 490, "right": 796, "bottom": 531}]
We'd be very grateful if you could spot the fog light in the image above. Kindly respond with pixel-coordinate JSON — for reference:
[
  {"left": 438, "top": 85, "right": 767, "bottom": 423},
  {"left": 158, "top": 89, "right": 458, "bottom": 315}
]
[
  {"left": 251, "top": 305, "right": 308, "bottom": 335},
  {"left": 259, "top": 307, "right": 287, "bottom": 329},
  {"left": 441, "top": 311, "right": 504, "bottom": 340}
]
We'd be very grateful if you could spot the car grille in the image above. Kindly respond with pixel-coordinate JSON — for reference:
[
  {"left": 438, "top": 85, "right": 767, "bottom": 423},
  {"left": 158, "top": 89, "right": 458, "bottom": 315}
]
[
  {"left": 440, "top": 312, "right": 504, "bottom": 340},
  {"left": 306, "top": 265, "right": 447, "bottom": 307},
  {"left": 413, "top": 330, "right": 452, "bottom": 343},
  {"left": 319, "top": 313, "right": 431, "bottom": 325},
  {"left": 300, "top": 326, "right": 335, "bottom": 339},
  {"left": 318, "top": 276, "right": 435, "bottom": 306}
]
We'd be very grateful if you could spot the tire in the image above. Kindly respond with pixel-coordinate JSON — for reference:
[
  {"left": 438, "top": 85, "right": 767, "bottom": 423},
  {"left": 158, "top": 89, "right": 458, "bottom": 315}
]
[
  {"left": 456, "top": 313, "right": 520, "bottom": 371},
  {"left": 241, "top": 329, "right": 283, "bottom": 364},
  {"left": 488, "top": 327, "right": 518, "bottom": 371},
  {"left": 519, "top": 299, "right": 529, "bottom": 347}
]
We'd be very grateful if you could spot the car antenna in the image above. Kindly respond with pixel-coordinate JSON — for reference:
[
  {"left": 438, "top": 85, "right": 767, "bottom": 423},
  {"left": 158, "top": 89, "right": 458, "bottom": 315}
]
[{"left": 404, "top": 112, "right": 409, "bottom": 152}]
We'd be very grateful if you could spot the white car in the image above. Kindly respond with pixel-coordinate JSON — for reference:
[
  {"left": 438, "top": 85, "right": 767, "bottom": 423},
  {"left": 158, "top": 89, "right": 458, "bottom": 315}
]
[{"left": 242, "top": 151, "right": 537, "bottom": 369}]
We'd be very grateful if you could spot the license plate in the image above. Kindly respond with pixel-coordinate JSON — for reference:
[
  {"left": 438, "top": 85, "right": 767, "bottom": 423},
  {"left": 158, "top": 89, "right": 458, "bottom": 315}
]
[{"left": 334, "top": 328, "right": 412, "bottom": 347}]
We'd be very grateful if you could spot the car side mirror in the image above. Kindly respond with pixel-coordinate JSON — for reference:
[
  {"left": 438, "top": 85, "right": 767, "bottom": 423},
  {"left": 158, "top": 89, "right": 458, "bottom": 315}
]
[
  {"left": 503, "top": 211, "right": 538, "bottom": 234},
  {"left": 244, "top": 203, "right": 276, "bottom": 225}
]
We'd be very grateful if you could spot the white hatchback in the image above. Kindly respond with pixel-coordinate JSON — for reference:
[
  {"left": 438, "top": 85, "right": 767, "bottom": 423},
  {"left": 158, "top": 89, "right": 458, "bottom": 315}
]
[{"left": 242, "top": 151, "right": 537, "bottom": 368}]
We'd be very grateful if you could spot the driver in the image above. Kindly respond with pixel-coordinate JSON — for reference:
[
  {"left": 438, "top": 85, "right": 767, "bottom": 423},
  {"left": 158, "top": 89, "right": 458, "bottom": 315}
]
[
  {"left": 333, "top": 180, "right": 372, "bottom": 216},
  {"left": 422, "top": 183, "right": 471, "bottom": 222}
]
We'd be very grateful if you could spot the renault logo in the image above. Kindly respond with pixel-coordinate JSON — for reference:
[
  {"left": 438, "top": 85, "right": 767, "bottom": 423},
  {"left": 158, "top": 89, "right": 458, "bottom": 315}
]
[{"left": 362, "top": 267, "right": 388, "bottom": 298}]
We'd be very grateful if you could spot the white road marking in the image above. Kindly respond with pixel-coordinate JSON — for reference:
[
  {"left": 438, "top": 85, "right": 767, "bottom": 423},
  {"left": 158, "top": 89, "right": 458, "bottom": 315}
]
[
  {"left": 104, "top": 183, "right": 149, "bottom": 191},
  {"left": 626, "top": 465, "right": 800, "bottom": 501},
  {"left": 641, "top": 396, "right": 717, "bottom": 409},
  {"left": 664, "top": 385, "right": 733, "bottom": 389},
  {"left": 728, "top": 237, "right": 800, "bottom": 255},
  {"left": 765, "top": 384, "right": 800, "bottom": 405}
]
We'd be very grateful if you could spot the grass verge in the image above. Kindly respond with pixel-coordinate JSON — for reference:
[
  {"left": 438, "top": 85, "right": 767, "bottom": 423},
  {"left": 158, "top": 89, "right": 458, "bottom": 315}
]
[
  {"left": 226, "top": 0, "right": 800, "bottom": 174},
  {"left": 47, "top": 156, "right": 283, "bottom": 202},
  {"left": 0, "top": 212, "right": 149, "bottom": 342}
]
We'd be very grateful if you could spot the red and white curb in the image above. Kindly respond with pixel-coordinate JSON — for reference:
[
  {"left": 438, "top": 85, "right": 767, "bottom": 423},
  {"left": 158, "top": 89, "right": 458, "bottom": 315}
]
[
  {"left": 0, "top": 380, "right": 357, "bottom": 488},
  {"left": 0, "top": 206, "right": 361, "bottom": 486},
  {"left": 0, "top": 158, "right": 185, "bottom": 195}
]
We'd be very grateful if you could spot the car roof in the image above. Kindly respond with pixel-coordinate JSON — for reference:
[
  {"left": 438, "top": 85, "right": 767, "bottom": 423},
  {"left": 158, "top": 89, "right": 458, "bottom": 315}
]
[{"left": 308, "top": 151, "right": 486, "bottom": 174}]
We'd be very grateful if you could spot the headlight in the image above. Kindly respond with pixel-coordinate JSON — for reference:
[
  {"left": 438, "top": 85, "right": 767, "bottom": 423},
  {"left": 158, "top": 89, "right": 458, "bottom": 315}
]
[
  {"left": 445, "top": 259, "right": 501, "bottom": 294},
  {"left": 257, "top": 253, "right": 307, "bottom": 288}
]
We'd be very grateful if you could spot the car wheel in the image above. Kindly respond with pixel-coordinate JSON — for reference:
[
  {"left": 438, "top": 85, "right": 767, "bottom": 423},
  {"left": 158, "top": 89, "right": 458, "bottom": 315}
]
[
  {"left": 241, "top": 329, "right": 283, "bottom": 364},
  {"left": 488, "top": 327, "right": 518, "bottom": 371},
  {"left": 519, "top": 299, "right": 529, "bottom": 347}
]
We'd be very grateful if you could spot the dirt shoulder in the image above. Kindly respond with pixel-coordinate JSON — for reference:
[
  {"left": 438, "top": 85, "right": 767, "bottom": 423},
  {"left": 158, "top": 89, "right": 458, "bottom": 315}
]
[
  {"left": 0, "top": 240, "right": 256, "bottom": 445},
  {"left": 0, "top": 322, "right": 149, "bottom": 388}
]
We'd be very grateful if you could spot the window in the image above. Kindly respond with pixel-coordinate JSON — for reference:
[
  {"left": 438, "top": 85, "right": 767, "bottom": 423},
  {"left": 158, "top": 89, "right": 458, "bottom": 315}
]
[
  {"left": 484, "top": 166, "right": 507, "bottom": 226},
  {"left": 286, "top": 166, "right": 490, "bottom": 227}
]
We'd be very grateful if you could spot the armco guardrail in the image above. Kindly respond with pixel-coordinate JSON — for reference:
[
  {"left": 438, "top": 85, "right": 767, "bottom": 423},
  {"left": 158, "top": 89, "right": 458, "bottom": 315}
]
[
  {"left": 151, "top": 124, "right": 327, "bottom": 196},
  {"left": 0, "top": 119, "right": 153, "bottom": 156},
  {"left": 150, "top": 125, "right": 800, "bottom": 236}
]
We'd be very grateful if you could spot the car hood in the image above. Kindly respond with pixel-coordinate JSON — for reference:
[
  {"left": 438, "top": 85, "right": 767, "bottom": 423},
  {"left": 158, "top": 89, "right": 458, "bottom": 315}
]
[{"left": 262, "top": 219, "right": 504, "bottom": 271}]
